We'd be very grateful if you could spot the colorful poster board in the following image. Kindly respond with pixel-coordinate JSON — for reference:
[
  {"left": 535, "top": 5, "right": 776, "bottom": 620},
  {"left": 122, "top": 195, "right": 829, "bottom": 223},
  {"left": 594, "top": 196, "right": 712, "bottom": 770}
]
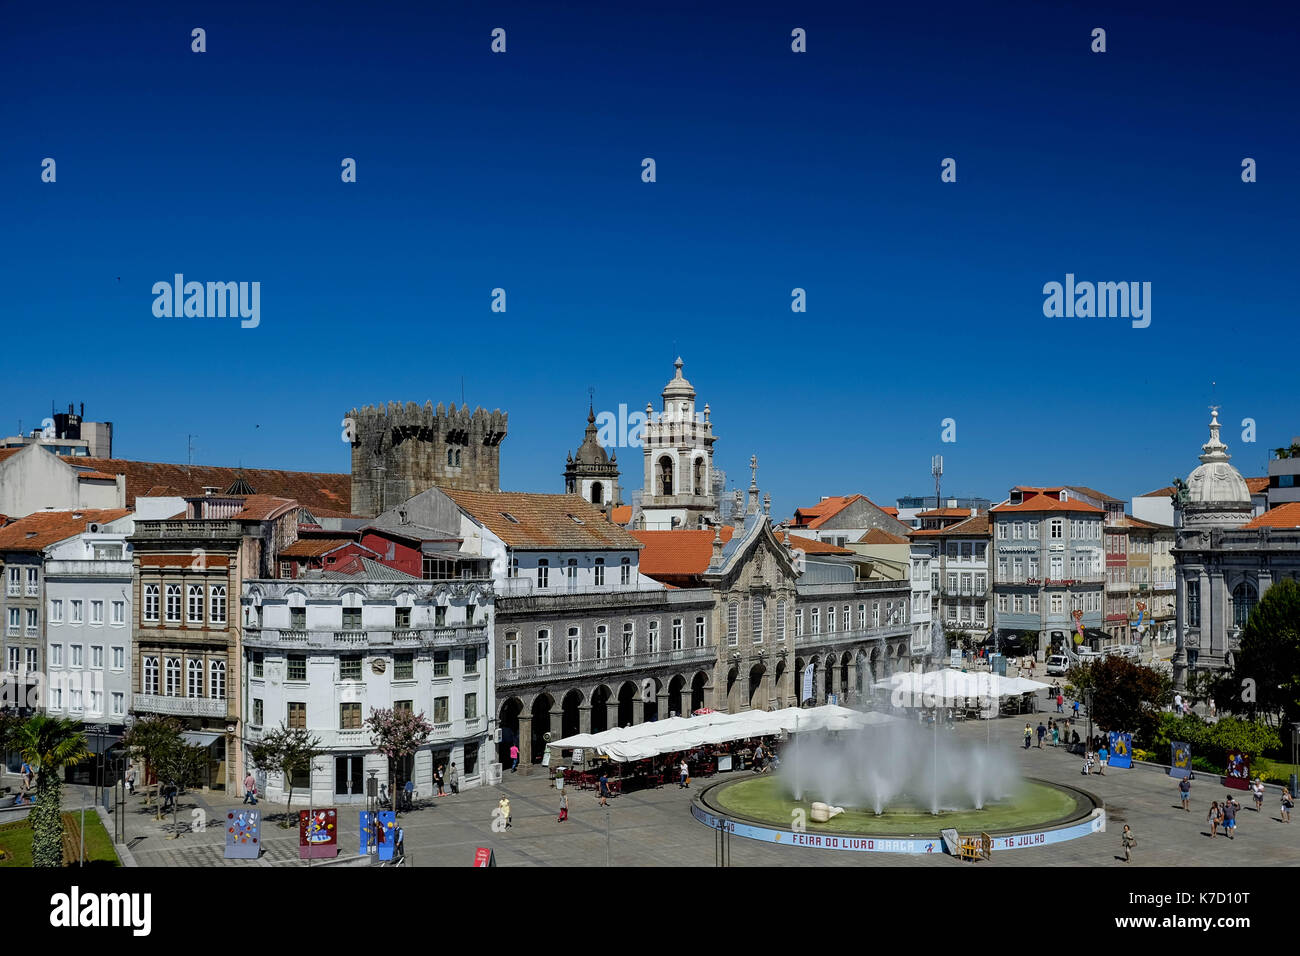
[
  {"left": 1225, "top": 751, "right": 1250, "bottom": 790},
  {"left": 298, "top": 808, "right": 338, "bottom": 859},
  {"left": 359, "top": 811, "right": 378, "bottom": 854},
  {"left": 375, "top": 811, "right": 397, "bottom": 861},
  {"left": 1169, "top": 741, "right": 1192, "bottom": 780},
  {"left": 224, "top": 810, "right": 260, "bottom": 859},
  {"left": 473, "top": 846, "right": 496, "bottom": 867},
  {"left": 1107, "top": 732, "right": 1133, "bottom": 769}
]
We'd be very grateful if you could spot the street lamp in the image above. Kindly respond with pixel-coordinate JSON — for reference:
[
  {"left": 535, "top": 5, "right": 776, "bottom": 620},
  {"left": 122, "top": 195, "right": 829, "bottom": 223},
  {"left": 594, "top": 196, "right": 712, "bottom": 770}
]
[{"left": 1084, "top": 689, "right": 1094, "bottom": 752}]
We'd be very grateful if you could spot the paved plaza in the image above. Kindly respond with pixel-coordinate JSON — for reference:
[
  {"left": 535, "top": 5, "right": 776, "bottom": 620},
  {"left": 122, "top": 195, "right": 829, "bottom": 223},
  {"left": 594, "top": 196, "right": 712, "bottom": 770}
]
[{"left": 17, "top": 697, "right": 1300, "bottom": 868}]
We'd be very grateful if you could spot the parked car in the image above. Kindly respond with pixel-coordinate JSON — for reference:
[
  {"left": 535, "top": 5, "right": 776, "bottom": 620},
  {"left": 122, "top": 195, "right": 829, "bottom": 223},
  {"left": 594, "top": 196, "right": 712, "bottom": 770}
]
[{"left": 1045, "top": 654, "right": 1070, "bottom": 677}]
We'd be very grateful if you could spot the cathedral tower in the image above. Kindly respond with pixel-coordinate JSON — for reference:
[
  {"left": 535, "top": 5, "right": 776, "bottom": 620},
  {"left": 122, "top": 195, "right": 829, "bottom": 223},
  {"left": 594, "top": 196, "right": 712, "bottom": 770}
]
[
  {"left": 564, "top": 404, "right": 621, "bottom": 511},
  {"left": 639, "top": 358, "right": 718, "bottom": 530}
]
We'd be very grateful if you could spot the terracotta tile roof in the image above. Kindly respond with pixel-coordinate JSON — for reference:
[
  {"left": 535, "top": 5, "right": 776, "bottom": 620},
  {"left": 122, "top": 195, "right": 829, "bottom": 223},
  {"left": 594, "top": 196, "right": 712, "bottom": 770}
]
[
  {"left": 917, "top": 508, "right": 972, "bottom": 518},
  {"left": 0, "top": 509, "right": 132, "bottom": 552},
  {"left": 1065, "top": 486, "right": 1122, "bottom": 503},
  {"left": 791, "top": 494, "right": 887, "bottom": 529},
  {"left": 859, "top": 528, "right": 910, "bottom": 545},
  {"left": 633, "top": 527, "right": 736, "bottom": 576},
  {"left": 61, "top": 457, "right": 350, "bottom": 513},
  {"left": 1137, "top": 485, "right": 1175, "bottom": 498},
  {"left": 279, "top": 536, "right": 359, "bottom": 558},
  {"left": 442, "top": 490, "right": 644, "bottom": 550},
  {"left": 910, "top": 513, "right": 990, "bottom": 538},
  {"left": 1244, "top": 503, "right": 1300, "bottom": 530},
  {"left": 76, "top": 471, "right": 118, "bottom": 482},
  {"left": 785, "top": 533, "right": 853, "bottom": 555},
  {"left": 992, "top": 491, "right": 1104, "bottom": 514},
  {"left": 609, "top": 505, "right": 633, "bottom": 526},
  {"left": 227, "top": 495, "right": 299, "bottom": 522},
  {"left": 881, "top": 507, "right": 899, "bottom": 517},
  {"left": 1246, "top": 477, "right": 1270, "bottom": 494}
]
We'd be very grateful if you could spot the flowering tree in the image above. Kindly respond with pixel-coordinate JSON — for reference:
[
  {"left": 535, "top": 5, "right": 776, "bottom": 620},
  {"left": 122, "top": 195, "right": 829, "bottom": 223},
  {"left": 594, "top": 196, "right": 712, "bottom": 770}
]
[{"left": 365, "top": 707, "right": 433, "bottom": 813}]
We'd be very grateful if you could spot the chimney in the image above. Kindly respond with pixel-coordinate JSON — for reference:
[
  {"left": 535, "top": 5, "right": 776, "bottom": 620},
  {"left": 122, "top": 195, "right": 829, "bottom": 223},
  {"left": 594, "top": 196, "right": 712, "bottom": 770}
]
[{"left": 203, "top": 486, "right": 220, "bottom": 496}]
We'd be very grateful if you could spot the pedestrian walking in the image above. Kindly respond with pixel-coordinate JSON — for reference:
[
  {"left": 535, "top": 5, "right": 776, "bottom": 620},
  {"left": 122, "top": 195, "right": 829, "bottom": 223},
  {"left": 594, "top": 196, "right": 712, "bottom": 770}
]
[
  {"left": 510, "top": 743, "right": 520, "bottom": 772},
  {"left": 1081, "top": 751, "right": 1094, "bottom": 776},
  {"left": 598, "top": 772, "right": 611, "bottom": 807},
  {"left": 125, "top": 765, "right": 136, "bottom": 796},
  {"left": 1023, "top": 723, "right": 1033, "bottom": 749},
  {"left": 1120, "top": 824, "right": 1136, "bottom": 863},
  {"left": 1096, "top": 743, "right": 1108, "bottom": 775},
  {"left": 1281, "top": 788, "right": 1293, "bottom": 823},
  {"left": 1056, "top": 692, "right": 1064, "bottom": 714},
  {"left": 449, "top": 763, "right": 459, "bottom": 795},
  {"left": 243, "top": 771, "right": 258, "bottom": 805},
  {"left": 394, "top": 824, "right": 405, "bottom": 861},
  {"left": 1251, "top": 778, "right": 1264, "bottom": 812},
  {"left": 436, "top": 765, "right": 446, "bottom": 797},
  {"left": 1207, "top": 800, "right": 1222, "bottom": 838},
  {"left": 679, "top": 758, "right": 689, "bottom": 789},
  {"left": 1221, "top": 795, "right": 1238, "bottom": 839},
  {"left": 1209, "top": 698, "right": 1216, "bottom": 719},
  {"left": 1036, "top": 722, "right": 1046, "bottom": 749},
  {"left": 1178, "top": 776, "right": 1191, "bottom": 812},
  {"left": 1173, "top": 693, "right": 1182, "bottom": 714},
  {"left": 1072, "top": 699, "right": 1080, "bottom": 719},
  {"left": 498, "top": 796, "right": 512, "bottom": 828},
  {"left": 557, "top": 790, "right": 569, "bottom": 823},
  {"left": 1051, "top": 723, "right": 1059, "bottom": 748}
]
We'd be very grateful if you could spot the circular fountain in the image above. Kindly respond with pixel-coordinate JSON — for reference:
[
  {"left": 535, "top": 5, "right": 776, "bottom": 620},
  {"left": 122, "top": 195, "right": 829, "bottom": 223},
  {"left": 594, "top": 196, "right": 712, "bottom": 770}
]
[{"left": 693, "top": 719, "right": 1103, "bottom": 855}]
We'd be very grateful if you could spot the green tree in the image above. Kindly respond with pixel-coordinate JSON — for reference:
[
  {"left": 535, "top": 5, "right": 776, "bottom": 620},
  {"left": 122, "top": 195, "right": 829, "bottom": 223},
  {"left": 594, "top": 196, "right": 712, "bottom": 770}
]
[
  {"left": 1067, "top": 656, "right": 1171, "bottom": 742},
  {"left": 10, "top": 715, "right": 90, "bottom": 867},
  {"left": 247, "top": 725, "right": 326, "bottom": 825},
  {"left": 121, "top": 716, "right": 185, "bottom": 818},
  {"left": 150, "top": 738, "right": 209, "bottom": 838},
  {"left": 1230, "top": 577, "right": 1300, "bottom": 724}
]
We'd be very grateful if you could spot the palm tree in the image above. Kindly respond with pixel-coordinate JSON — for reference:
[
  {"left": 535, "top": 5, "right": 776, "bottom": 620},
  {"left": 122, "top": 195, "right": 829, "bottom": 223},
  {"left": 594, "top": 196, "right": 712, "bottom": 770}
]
[{"left": 11, "top": 715, "right": 91, "bottom": 867}]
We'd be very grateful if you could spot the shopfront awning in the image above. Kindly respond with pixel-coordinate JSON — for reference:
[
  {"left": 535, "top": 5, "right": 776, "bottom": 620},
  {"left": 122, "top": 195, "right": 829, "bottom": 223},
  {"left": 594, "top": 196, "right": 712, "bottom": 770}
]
[{"left": 182, "top": 731, "right": 224, "bottom": 747}]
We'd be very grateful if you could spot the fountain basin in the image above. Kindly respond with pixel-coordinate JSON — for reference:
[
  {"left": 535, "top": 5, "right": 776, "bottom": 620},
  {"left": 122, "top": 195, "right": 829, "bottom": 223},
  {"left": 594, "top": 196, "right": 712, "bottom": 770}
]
[{"left": 694, "top": 775, "right": 1103, "bottom": 855}]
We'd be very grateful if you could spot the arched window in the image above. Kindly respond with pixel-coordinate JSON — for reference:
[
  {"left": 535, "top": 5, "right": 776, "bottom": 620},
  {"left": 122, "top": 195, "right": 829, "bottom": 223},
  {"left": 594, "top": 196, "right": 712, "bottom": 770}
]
[
  {"left": 658, "top": 456, "right": 673, "bottom": 496},
  {"left": 165, "top": 585, "right": 181, "bottom": 622},
  {"left": 143, "top": 656, "right": 159, "bottom": 695},
  {"left": 187, "top": 659, "right": 203, "bottom": 698},
  {"left": 144, "top": 585, "right": 159, "bottom": 622},
  {"left": 1232, "top": 581, "right": 1257, "bottom": 629},
  {"left": 210, "top": 584, "right": 227, "bottom": 624},
  {"left": 187, "top": 585, "right": 204, "bottom": 623},
  {"left": 591, "top": 481, "right": 603, "bottom": 505},
  {"left": 210, "top": 660, "right": 226, "bottom": 699},
  {"left": 165, "top": 657, "right": 181, "bottom": 696},
  {"left": 694, "top": 458, "right": 704, "bottom": 495}
]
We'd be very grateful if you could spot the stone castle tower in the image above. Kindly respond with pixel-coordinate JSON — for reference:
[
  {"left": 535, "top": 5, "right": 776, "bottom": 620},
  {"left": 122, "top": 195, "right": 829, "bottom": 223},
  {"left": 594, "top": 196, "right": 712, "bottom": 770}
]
[{"left": 347, "top": 401, "right": 507, "bottom": 517}]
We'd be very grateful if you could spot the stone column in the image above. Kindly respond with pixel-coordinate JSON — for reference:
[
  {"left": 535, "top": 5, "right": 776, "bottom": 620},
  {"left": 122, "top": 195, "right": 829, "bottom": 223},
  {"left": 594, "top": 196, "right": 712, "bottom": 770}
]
[
  {"left": 578, "top": 704, "right": 592, "bottom": 735},
  {"left": 517, "top": 715, "right": 533, "bottom": 772},
  {"left": 657, "top": 689, "right": 670, "bottom": 719},
  {"left": 606, "top": 700, "right": 619, "bottom": 730},
  {"left": 1208, "top": 569, "right": 1225, "bottom": 667}
]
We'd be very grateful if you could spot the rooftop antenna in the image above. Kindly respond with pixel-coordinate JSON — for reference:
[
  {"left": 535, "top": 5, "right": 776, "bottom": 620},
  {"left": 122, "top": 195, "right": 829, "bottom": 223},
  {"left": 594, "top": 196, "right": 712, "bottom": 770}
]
[
  {"left": 932, "top": 455, "right": 943, "bottom": 509},
  {"left": 187, "top": 434, "right": 197, "bottom": 474}
]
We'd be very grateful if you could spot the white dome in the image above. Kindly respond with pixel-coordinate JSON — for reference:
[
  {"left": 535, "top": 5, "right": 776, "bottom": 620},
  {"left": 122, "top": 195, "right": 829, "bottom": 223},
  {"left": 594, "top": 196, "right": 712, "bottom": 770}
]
[{"left": 1185, "top": 408, "right": 1251, "bottom": 510}]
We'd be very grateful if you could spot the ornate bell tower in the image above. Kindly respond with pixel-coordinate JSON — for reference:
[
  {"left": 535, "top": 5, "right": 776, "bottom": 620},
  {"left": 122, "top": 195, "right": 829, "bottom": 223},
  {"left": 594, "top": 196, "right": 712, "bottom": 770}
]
[
  {"left": 639, "top": 358, "right": 718, "bottom": 530},
  {"left": 564, "top": 402, "right": 621, "bottom": 512}
]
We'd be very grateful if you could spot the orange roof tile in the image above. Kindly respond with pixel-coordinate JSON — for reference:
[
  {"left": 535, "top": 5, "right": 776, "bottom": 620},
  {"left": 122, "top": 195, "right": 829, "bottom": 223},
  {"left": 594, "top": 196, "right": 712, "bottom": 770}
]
[
  {"left": 443, "top": 490, "right": 644, "bottom": 550},
  {"left": 62, "top": 457, "right": 350, "bottom": 513},
  {"left": 1244, "top": 503, "right": 1300, "bottom": 530},
  {"left": 881, "top": 507, "right": 899, "bottom": 517},
  {"left": 785, "top": 534, "right": 853, "bottom": 555},
  {"left": 1246, "top": 477, "right": 1270, "bottom": 494},
  {"left": 76, "top": 471, "right": 118, "bottom": 482},
  {"left": 0, "top": 509, "right": 132, "bottom": 552},
  {"left": 228, "top": 495, "right": 298, "bottom": 522},
  {"left": 632, "top": 527, "right": 736, "bottom": 577},
  {"left": 610, "top": 505, "right": 632, "bottom": 526},
  {"left": 859, "top": 528, "right": 909, "bottom": 545},
  {"left": 992, "top": 491, "right": 1103, "bottom": 514},
  {"left": 279, "top": 536, "right": 359, "bottom": 558},
  {"left": 1138, "top": 485, "right": 1176, "bottom": 498},
  {"left": 138, "top": 553, "right": 230, "bottom": 567},
  {"left": 791, "top": 494, "right": 887, "bottom": 529}
]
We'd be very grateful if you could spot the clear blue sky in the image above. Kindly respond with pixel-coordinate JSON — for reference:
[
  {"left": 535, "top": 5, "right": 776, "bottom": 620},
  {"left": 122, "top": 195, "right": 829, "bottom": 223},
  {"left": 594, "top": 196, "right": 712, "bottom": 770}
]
[{"left": 2, "top": 0, "right": 1297, "bottom": 516}]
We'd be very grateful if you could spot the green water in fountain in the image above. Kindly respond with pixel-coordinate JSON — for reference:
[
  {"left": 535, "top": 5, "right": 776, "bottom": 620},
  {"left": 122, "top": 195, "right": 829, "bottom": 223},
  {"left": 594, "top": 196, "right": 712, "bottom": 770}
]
[{"left": 715, "top": 775, "right": 1086, "bottom": 836}]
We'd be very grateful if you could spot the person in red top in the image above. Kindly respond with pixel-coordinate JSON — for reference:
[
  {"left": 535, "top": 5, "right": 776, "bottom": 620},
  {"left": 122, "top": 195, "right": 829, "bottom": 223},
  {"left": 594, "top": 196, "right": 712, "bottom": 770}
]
[{"left": 510, "top": 743, "right": 520, "bottom": 772}]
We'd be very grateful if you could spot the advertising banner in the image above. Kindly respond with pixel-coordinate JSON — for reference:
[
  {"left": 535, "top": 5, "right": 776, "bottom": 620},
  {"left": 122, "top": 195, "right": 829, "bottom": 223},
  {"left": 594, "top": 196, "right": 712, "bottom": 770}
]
[
  {"left": 1225, "top": 751, "right": 1250, "bottom": 790},
  {"left": 224, "top": 810, "right": 260, "bottom": 859},
  {"left": 1107, "top": 731, "right": 1133, "bottom": 769},
  {"left": 298, "top": 808, "right": 339, "bottom": 859},
  {"left": 1169, "top": 741, "right": 1192, "bottom": 780},
  {"left": 375, "top": 810, "right": 398, "bottom": 861}
]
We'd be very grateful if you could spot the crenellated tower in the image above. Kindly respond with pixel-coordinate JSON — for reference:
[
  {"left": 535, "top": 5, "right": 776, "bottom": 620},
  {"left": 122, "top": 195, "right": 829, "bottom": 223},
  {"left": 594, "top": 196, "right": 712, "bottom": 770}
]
[{"left": 347, "top": 401, "right": 508, "bottom": 517}]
